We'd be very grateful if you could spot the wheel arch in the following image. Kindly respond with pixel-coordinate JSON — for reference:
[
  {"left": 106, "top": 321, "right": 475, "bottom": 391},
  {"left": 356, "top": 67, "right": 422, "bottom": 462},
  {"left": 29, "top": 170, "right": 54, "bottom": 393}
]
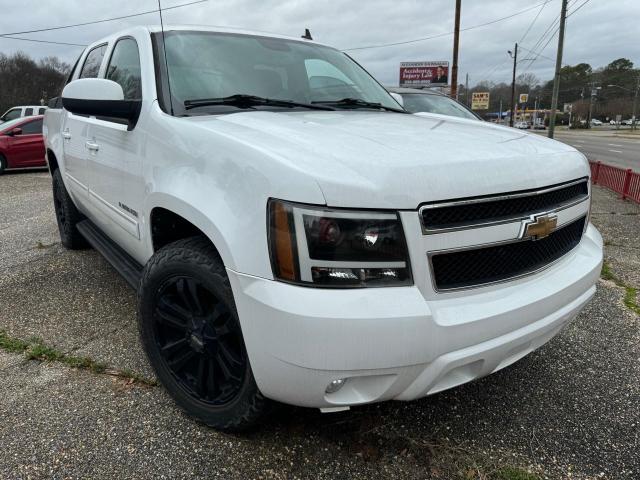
[
  {"left": 146, "top": 193, "right": 236, "bottom": 271},
  {"left": 46, "top": 148, "right": 59, "bottom": 174}
]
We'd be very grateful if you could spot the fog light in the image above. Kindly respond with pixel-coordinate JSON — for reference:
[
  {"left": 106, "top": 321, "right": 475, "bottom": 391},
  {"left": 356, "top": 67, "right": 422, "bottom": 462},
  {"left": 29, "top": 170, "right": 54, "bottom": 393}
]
[{"left": 325, "top": 378, "right": 346, "bottom": 394}]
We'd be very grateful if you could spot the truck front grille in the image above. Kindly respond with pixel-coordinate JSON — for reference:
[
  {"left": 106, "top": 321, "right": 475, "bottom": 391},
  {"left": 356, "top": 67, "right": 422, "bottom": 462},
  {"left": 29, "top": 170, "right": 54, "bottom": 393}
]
[
  {"left": 430, "top": 216, "right": 586, "bottom": 291},
  {"left": 420, "top": 178, "right": 588, "bottom": 233}
]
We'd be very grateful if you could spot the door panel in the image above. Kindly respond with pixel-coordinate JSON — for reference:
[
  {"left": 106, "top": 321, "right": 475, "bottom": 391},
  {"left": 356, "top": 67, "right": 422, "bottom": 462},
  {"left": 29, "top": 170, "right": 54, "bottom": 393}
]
[
  {"left": 19, "top": 135, "right": 45, "bottom": 167},
  {"left": 4, "top": 134, "right": 43, "bottom": 167},
  {"left": 61, "top": 113, "right": 90, "bottom": 202},
  {"left": 86, "top": 119, "right": 144, "bottom": 253}
]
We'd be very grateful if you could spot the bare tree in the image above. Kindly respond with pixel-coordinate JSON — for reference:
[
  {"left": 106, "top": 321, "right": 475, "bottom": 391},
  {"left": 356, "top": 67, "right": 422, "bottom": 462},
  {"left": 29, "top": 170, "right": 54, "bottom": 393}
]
[{"left": 0, "top": 51, "right": 70, "bottom": 114}]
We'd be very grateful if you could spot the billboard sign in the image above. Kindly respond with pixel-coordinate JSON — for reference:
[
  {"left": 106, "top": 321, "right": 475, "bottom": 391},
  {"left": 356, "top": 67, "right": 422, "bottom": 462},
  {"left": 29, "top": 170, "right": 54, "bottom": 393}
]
[
  {"left": 471, "top": 92, "right": 490, "bottom": 110},
  {"left": 519, "top": 93, "right": 529, "bottom": 104},
  {"left": 399, "top": 61, "right": 449, "bottom": 87}
]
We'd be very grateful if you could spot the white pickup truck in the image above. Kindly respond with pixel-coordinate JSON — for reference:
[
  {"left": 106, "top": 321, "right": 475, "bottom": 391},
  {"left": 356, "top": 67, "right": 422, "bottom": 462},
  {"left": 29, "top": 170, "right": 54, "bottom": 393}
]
[{"left": 44, "top": 25, "right": 603, "bottom": 431}]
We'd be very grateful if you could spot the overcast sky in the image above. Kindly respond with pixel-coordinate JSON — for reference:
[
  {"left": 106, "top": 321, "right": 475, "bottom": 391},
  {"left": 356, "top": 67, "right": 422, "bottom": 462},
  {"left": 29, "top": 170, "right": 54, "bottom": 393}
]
[{"left": 1, "top": 0, "right": 638, "bottom": 87}]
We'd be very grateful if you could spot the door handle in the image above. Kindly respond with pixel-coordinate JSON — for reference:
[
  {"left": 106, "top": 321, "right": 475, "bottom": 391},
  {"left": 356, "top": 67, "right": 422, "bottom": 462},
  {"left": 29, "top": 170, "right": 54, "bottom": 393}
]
[
  {"left": 62, "top": 131, "right": 71, "bottom": 140},
  {"left": 85, "top": 141, "right": 100, "bottom": 152}
]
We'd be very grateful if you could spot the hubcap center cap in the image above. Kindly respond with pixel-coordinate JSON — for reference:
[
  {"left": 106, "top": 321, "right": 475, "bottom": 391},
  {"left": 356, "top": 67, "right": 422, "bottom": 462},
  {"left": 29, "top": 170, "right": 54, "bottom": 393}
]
[{"left": 189, "top": 333, "right": 205, "bottom": 353}]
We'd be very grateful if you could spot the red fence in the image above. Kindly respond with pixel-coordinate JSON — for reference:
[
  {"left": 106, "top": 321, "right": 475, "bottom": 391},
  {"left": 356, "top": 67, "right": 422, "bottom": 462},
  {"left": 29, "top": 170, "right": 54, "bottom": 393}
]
[{"left": 589, "top": 161, "right": 640, "bottom": 204}]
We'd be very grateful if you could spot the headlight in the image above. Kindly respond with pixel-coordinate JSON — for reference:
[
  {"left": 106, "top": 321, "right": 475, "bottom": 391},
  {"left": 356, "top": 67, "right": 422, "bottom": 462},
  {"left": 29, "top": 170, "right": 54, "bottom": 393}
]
[{"left": 268, "top": 199, "right": 413, "bottom": 287}]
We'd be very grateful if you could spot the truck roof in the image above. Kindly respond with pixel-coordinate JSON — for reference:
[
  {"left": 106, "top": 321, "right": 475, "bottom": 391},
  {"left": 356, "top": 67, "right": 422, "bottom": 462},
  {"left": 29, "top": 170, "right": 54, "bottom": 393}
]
[{"left": 86, "top": 25, "right": 330, "bottom": 50}]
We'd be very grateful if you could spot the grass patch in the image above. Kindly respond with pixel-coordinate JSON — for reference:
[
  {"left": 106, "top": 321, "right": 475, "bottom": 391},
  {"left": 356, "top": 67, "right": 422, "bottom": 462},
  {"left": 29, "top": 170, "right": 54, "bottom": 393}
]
[
  {"left": 493, "top": 466, "right": 541, "bottom": 480},
  {"left": 600, "top": 262, "right": 616, "bottom": 281},
  {"left": 623, "top": 287, "right": 640, "bottom": 315},
  {"left": 601, "top": 262, "right": 640, "bottom": 315},
  {"left": 0, "top": 330, "right": 156, "bottom": 386},
  {"left": 0, "top": 331, "right": 30, "bottom": 353}
]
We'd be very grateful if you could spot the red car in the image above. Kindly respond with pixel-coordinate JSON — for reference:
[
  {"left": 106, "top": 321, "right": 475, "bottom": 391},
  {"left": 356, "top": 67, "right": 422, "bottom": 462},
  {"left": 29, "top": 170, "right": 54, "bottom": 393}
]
[{"left": 0, "top": 115, "right": 46, "bottom": 174}]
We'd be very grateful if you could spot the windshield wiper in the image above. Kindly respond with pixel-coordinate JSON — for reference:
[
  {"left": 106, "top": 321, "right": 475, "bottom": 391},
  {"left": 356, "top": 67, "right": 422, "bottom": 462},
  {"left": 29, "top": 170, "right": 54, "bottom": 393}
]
[
  {"left": 311, "top": 98, "right": 406, "bottom": 113},
  {"left": 184, "top": 94, "right": 335, "bottom": 111}
]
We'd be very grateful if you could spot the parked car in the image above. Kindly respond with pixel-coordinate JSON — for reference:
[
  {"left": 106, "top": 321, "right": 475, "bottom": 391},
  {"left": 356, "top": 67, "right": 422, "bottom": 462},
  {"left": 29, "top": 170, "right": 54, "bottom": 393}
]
[
  {"left": 0, "top": 105, "right": 47, "bottom": 124},
  {"left": 386, "top": 87, "right": 481, "bottom": 120},
  {"left": 621, "top": 119, "right": 634, "bottom": 126},
  {"left": 609, "top": 119, "right": 619, "bottom": 125},
  {"left": 590, "top": 119, "right": 603, "bottom": 126},
  {"left": 0, "top": 115, "right": 46, "bottom": 174},
  {"left": 45, "top": 26, "right": 602, "bottom": 431},
  {"left": 514, "top": 121, "right": 530, "bottom": 129}
]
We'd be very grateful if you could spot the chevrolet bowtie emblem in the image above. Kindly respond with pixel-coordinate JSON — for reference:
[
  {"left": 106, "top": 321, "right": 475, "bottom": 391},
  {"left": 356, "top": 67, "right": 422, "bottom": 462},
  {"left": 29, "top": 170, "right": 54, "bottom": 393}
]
[{"left": 520, "top": 214, "right": 558, "bottom": 240}]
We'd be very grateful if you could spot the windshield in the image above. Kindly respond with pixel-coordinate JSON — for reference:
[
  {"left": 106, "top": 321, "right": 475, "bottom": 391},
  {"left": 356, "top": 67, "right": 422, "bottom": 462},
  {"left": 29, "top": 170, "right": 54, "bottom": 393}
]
[
  {"left": 400, "top": 93, "right": 479, "bottom": 120},
  {"left": 155, "top": 31, "right": 401, "bottom": 115},
  {"left": 0, "top": 118, "right": 26, "bottom": 133}
]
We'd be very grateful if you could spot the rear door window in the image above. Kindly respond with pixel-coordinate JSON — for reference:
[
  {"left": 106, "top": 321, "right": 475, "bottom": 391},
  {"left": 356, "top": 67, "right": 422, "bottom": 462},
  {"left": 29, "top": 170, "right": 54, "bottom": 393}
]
[
  {"left": 80, "top": 44, "right": 107, "bottom": 79},
  {"left": 38, "top": 108, "right": 46, "bottom": 115},
  {"left": 24, "top": 108, "right": 34, "bottom": 116}
]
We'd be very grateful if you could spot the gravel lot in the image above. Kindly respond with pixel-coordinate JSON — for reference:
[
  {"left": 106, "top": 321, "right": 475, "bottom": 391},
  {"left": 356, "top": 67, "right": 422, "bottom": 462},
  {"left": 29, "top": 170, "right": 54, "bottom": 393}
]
[{"left": 0, "top": 171, "right": 638, "bottom": 479}]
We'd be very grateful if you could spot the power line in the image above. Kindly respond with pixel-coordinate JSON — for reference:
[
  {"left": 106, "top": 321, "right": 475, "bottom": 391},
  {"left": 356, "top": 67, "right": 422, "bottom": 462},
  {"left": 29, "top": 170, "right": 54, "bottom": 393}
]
[
  {"left": 519, "top": 0, "right": 553, "bottom": 44},
  {"left": 0, "top": 36, "right": 87, "bottom": 47},
  {"left": 520, "top": 26, "right": 560, "bottom": 75},
  {"left": 567, "top": 0, "right": 593, "bottom": 17},
  {"left": 518, "top": 0, "right": 582, "bottom": 74},
  {"left": 342, "top": 1, "right": 550, "bottom": 51},
  {"left": 0, "top": 0, "right": 207, "bottom": 37},
  {"left": 518, "top": 45, "right": 556, "bottom": 64},
  {"left": 476, "top": 0, "right": 556, "bottom": 82}
]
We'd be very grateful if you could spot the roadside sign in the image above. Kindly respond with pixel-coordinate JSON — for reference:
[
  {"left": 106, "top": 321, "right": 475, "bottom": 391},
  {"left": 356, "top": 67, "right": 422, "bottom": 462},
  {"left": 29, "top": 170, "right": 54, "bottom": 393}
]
[
  {"left": 563, "top": 103, "right": 572, "bottom": 113},
  {"left": 471, "top": 92, "right": 490, "bottom": 110},
  {"left": 519, "top": 93, "right": 529, "bottom": 104},
  {"left": 399, "top": 61, "right": 449, "bottom": 87},
  {"left": 616, "top": 114, "right": 622, "bottom": 123}
]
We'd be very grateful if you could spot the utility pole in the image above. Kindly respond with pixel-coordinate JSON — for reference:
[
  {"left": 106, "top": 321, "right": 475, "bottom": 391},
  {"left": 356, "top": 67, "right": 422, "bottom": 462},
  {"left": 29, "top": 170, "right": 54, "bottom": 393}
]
[
  {"left": 548, "top": 0, "right": 568, "bottom": 139},
  {"left": 465, "top": 73, "right": 469, "bottom": 105},
  {"left": 633, "top": 74, "right": 640, "bottom": 130},
  {"left": 450, "top": 0, "right": 461, "bottom": 99},
  {"left": 509, "top": 43, "right": 518, "bottom": 127},
  {"left": 587, "top": 83, "right": 601, "bottom": 128}
]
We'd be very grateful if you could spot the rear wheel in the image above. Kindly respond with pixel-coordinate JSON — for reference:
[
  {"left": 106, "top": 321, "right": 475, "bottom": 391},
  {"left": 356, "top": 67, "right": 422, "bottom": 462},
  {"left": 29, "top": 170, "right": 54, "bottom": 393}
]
[
  {"left": 0, "top": 154, "right": 6, "bottom": 175},
  {"left": 52, "top": 169, "right": 87, "bottom": 249},
  {"left": 138, "top": 237, "right": 268, "bottom": 431}
]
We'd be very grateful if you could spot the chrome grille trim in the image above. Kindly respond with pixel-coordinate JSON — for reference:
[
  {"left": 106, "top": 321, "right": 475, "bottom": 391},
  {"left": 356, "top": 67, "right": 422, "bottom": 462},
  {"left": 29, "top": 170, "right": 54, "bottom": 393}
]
[{"left": 419, "top": 177, "right": 590, "bottom": 234}]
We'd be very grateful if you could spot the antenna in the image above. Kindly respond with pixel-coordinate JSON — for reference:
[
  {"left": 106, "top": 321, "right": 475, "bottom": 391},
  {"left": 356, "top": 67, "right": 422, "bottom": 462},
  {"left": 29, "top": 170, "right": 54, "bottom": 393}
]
[
  {"left": 302, "top": 28, "right": 312, "bottom": 40},
  {"left": 157, "top": 0, "right": 174, "bottom": 115}
]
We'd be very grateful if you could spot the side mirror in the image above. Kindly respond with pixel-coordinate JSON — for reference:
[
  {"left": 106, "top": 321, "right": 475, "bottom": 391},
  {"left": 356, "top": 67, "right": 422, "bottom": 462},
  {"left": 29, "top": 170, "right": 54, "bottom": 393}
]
[
  {"left": 62, "top": 78, "right": 141, "bottom": 131},
  {"left": 7, "top": 127, "right": 22, "bottom": 136},
  {"left": 390, "top": 92, "right": 404, "bottom": 107}
]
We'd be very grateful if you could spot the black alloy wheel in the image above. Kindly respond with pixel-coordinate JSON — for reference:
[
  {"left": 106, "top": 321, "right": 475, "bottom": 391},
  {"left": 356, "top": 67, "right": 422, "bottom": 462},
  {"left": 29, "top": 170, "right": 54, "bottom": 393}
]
[{"left": 152, "top": 275, "right": 246, "bottom": 405}]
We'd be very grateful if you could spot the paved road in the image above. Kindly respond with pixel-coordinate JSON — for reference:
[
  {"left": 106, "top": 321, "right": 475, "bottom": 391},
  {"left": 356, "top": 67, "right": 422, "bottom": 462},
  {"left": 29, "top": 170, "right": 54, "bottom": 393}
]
[{"left": 534, "top": 129, "right": 640, "bottom": 170}]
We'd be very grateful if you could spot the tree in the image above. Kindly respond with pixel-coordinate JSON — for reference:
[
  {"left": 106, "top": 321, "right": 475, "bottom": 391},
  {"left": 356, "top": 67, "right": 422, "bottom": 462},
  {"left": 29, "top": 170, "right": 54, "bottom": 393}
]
[{"left": 0, "top": 52, "right": 69, "bottom": 114}]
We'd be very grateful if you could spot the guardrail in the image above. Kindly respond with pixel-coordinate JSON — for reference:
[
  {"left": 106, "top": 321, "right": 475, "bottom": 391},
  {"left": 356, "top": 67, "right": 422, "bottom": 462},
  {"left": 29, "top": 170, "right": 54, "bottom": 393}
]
[{"left": 589, "top": 161, "right": 640, "bottom": 204}]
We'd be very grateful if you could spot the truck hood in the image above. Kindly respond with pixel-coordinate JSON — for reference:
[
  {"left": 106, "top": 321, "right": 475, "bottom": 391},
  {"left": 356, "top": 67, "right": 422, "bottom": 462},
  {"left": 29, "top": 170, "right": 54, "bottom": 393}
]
[{"left": 189, "top": 111, "right": 588, "bottom": 209}]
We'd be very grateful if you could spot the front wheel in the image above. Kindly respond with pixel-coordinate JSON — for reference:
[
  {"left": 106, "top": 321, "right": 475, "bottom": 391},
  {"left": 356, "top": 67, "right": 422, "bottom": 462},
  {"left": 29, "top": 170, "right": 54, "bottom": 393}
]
[
  {"left": 0, "top": 154, "right": 6, "bottom": 174},
  {"left": 137, "top": 237, "right": 268, "bottom": 431}
]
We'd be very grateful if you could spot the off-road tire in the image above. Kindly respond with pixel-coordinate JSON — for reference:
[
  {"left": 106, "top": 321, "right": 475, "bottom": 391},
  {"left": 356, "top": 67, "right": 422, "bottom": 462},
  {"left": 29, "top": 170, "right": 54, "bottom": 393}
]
[
  {"left": 52, "top": 169, "right": 87, "bottom": 249},
  {"left": 138, "top": 236, "right": 268, "bottom": 432}
]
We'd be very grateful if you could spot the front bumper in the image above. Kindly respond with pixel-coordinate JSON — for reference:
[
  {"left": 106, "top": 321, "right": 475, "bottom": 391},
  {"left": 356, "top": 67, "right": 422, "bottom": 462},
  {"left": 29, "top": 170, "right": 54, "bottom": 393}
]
[{"left": 228, "top": 224, "right": 603, "bottom": 408}]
